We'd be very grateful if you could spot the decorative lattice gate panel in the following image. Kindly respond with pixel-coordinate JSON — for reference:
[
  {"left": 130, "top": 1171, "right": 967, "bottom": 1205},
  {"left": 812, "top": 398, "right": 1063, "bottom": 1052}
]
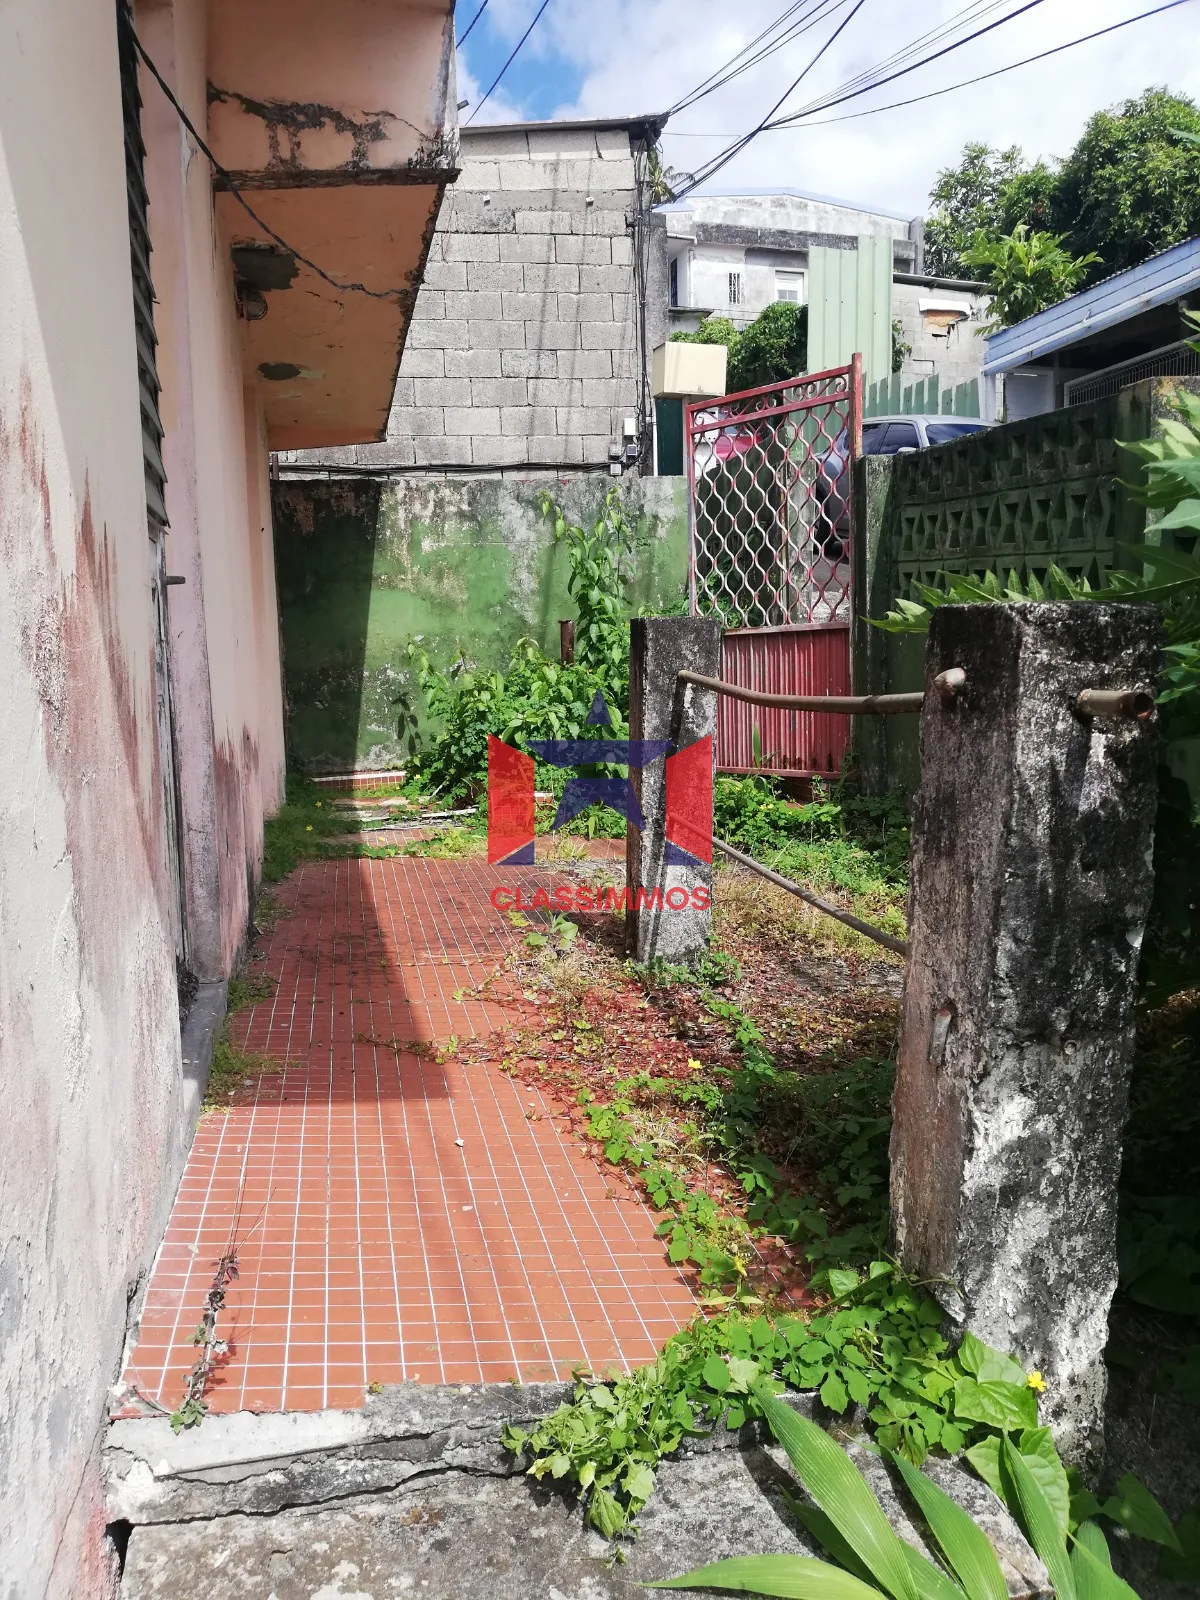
[{"left": 686, "top": 360, "right": 861, "bottom": 777}]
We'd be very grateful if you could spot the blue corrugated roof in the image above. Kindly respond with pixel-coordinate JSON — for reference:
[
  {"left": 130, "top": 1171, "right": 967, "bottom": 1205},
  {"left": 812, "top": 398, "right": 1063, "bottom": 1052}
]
[{"left": 982, "top": 236, "right": 1200, "bottom": 373}]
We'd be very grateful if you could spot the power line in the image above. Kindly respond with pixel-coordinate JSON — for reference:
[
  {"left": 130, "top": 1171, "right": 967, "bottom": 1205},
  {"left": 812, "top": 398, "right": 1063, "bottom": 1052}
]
[
  {"left": 465, "top": 0, "right": 553, "bottom": 125},
  {"left": 764, "top": 0, "right": 1050, "bottom": 127},
  {"left": 670, "top": 0, "right": 846, "bottom": 117},
  {"left": 665, "top": 0, "right": 1193, "bottom": 136},
  {"left": 130, "top": 29, "right": 407, "bottom": 301},
  {"left": 671, "top": 0, "right": 1049, "bottom": 196},
  {"left": 673, "top": 0, "right": 868, "bottom": 198},
  {"left": 457, "top": 1, "right": 488, "bottom": 47}
]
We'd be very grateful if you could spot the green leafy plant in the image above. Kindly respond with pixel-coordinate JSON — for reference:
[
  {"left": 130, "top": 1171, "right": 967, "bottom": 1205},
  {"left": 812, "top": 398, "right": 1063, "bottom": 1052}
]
[
  {"left": 962, "top": 224, "right": 1100, "bottom": 330},
  {"left": 671, "top": 302, "right": 808, "bottom": 393}
]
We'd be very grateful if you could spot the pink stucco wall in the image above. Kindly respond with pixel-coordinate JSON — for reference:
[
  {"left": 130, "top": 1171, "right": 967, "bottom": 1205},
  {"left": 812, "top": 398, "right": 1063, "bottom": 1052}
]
[{"left": 0, "top": 3, "right": 190, "bottom": 1592}]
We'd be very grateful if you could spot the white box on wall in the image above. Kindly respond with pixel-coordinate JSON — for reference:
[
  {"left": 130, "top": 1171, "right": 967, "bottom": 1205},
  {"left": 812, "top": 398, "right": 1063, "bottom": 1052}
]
[{"left": 651, "top": 341, "right": 728, "bottom": 399}]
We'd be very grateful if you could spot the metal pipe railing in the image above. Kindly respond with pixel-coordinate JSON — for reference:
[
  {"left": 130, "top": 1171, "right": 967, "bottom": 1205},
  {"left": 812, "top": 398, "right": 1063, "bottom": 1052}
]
[
  {"left": 677, "top": 666, "right": 965, "bottom": 714},
  {"left": 713, "top": 838, "right": 908, "bottom": 956}
]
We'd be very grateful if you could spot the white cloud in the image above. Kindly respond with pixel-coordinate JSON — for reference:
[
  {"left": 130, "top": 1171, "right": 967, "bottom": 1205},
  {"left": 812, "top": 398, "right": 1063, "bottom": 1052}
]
[{"left": 492, "top": 0, "right": 1199, "bottom": 215}]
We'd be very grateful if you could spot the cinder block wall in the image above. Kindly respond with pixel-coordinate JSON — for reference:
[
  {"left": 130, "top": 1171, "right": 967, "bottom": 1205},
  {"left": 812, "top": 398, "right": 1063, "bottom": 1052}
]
[{"left": 372, "top": 123, "right": 658, "bottom": 469}]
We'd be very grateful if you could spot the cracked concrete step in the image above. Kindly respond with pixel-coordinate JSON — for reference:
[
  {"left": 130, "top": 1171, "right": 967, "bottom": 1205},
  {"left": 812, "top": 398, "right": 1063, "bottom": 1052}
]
[{"left": 106, "top": 1383, "right": 1049, "bottom": 1600}]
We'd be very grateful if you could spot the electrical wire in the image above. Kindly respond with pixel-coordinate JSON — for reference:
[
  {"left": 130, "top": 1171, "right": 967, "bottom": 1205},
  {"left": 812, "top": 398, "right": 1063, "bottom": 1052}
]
[
  {"left": 130, "top": 29, "right": 411, "bottom": 301},
  {"left": 673, "top": 0, "right": 868, "bottom": 197},
  {"left": 457, "top": 0, "right": 488, "bottom": 47},
  {"left": 762, "top": 0, "right": 1050, "bottom": 127},
  {"left": 664, "top": 0, "right": 1193, "bottom": 136},
  {"left": 671, "top": 0, "right": 1048, "bottom": 196},
  {"left": 669, "top": 0, "right": 846, "bottom": 116},
  {"left": 465, "top": 0, "right": 553, "bottom": 124}
]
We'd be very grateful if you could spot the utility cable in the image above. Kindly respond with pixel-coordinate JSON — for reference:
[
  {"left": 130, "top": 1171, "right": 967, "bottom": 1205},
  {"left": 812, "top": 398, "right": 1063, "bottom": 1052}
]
[
  {"left": 673, "top": 0, "right": 868, "bottom": 198},
  {"left": 130, "top": 29, "right": 411, "bottom": 301},
  {"left": 762, "top": 0, "right": 1050, "bottom": 127},
  {"left": 457, "top": 0, "right": 488, "bottom": 47},
  {"left": 765, "top": 0, "right": 1196, "bottom": 129},
  {"left": 465, "top": 0, "right": 552, "bottom": 124},
  {"left": 664, "top": 0, "right": 1192, "bottom": 136},
  {"left": 669, "top": 0, "right": 844, "bottom": 116},
  {"left": 672, "top": 0, "right": 1046, "bottom": 196}
]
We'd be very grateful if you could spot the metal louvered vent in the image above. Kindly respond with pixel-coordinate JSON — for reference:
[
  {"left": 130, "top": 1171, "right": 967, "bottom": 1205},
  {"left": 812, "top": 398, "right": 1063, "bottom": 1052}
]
[{"left": 116, "top": 0, "right": 168, "bottom": 530}]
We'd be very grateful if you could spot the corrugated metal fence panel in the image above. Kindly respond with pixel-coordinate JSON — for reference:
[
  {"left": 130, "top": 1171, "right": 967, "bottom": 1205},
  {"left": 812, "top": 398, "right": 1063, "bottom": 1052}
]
[
  {"left": 716, "top": 625, "right": 852, "bottom": 778},
  {"left": 809, "top": 236, "right": 891, "bottom": 386},
  {"left": 864, "top": 370, "right": 981, "bottom": 418}
]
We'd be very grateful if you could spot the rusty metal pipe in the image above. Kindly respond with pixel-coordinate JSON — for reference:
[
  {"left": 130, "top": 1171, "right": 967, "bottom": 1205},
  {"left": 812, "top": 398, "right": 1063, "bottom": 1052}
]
[
  {"left": 713, "top": 837, "right": 909, "bottom": 957},
  {"left": 678, "top": 668, "right": 965, "bottom": 715},
  {"left": 1076, "top": 687, "right": 1156, "bottom": 720}
]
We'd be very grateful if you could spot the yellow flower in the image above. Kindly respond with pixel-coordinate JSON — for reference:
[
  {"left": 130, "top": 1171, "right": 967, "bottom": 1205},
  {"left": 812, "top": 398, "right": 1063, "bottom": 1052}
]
[
  {"left": 306, "top": 825, "right": 314, "bottom": 832},
  {"left": 1026, "top": 1371, "right": 1046, "bottom": 1392},
  {"left": 687, "top": 1058, "right": 702, "bottom": 1072},
  {"left": 315, "top": 801, "right": 322, "bottom": 808}
]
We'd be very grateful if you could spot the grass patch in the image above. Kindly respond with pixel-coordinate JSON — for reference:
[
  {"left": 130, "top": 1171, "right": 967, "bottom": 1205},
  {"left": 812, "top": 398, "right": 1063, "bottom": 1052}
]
[
  {"left": 226, "top": 970, "right": 276, "bottom": 1012},
  {"left": 203, "top": 1028, "right": 284, "bottom": 1109}
]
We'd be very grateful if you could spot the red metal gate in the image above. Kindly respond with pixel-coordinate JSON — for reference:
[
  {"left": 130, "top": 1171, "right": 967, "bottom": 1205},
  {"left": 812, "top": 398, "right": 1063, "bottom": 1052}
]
[{"left": 686, "top": 356, "right": 862, "bottom": 778}]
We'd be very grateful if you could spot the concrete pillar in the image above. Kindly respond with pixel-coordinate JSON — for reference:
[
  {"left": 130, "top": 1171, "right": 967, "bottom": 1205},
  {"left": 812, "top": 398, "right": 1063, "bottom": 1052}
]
[
  {"left": 891, "top": 602, "right": 1160, "bottom": 1465},
  {"left": 626, "top": 616, "right": 720, "bottom": 964}
]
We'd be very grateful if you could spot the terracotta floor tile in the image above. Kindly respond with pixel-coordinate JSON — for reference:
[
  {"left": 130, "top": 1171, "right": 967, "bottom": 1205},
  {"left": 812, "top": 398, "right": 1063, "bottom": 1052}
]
[{"left": 122, "top": 858, "right": 698, "bottom": 1415}]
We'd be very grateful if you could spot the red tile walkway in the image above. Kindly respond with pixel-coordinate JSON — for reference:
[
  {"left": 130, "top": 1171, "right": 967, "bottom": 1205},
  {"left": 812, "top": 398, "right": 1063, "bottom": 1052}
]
[{"left": 122, "top": 858, "right": 697, "bottom": 1415}]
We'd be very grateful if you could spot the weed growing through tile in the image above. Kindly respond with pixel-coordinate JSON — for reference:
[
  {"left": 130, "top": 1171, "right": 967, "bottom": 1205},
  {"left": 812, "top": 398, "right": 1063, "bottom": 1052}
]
[
  {"left": 202, "top": 1029, "right": 285, "bottom": 1109},
  {"left": 225, "top": 969, "right": 276, "bottom": 1012}
]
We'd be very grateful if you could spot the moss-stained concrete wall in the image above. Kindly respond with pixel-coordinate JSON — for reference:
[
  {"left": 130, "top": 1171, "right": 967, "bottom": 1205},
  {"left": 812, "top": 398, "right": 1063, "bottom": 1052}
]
[{"left": 273, "top": 475, "right": 689, "bottom": 771}]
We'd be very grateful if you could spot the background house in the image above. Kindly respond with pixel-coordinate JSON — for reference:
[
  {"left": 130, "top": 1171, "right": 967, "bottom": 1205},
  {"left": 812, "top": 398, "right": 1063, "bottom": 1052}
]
[
  {"left": 0, "top": 1, "right": 454, "bottom": 1591},
  {"left": 982, "top": 235, "right": 1200, "bottom": 419},
  {"left": 659, "top": 189, "right": 991, "bottom": 415},
  {"left": 273, "top": 115, "right": 689, "bottom": 776}
]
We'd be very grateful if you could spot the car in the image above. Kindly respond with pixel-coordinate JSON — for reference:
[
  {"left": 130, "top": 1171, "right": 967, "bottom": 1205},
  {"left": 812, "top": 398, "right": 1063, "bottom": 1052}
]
[{"left": 815, "top": 414, "right": 995, "bottom": 550}]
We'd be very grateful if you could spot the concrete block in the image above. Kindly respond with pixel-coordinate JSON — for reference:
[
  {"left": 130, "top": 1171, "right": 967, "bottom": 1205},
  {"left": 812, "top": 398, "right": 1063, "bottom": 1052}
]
[
  {"left": 359, "top": 436, "right": 416, "bottom": 466},
  {"left": 469, "top": 319, "right": 527, "bottom": 350},
  {"left": 452, "top": 160, "right": 501, "bottom": 191},
  {"left": 527, "top": 434, "right": 585, "bottom": 463},
  {"left": 556, "top": 406, "right": 616, "bottom": 436},
  {"left": 574, "top": 208, "right": 630, "bottom": 236},
  {"left": 501, "top": 348, "right": 559, "bottom": 378},
  {"left": 390, "top": 378, "right": 415, "bottom": 408},
  {"left": 528, "top": 378, "right": 584, "bottom": 408},
  {"left": 444, "top": 348, "right": 504, "bottom": 379},
  {"left": 407, "top": 318, "right": 469, "bottom": 350},
  {"left": 580, "top": 321, "right": 629, "bottom": 350},
  {"left": 398, "top": 345, "right": 445, "bottom": 378},
  {"left": 525, "top": 321, "right": 581, "bottom": 350},
  {"left": 523, "top": 263, "right": 580, "bottom": 293},
  {"left": 466, "top": 262, "right": 525, "bottom": 292},
  {"left": 556, "top": 348, "right": 613, "bottom": 379},
  {"left": 441, "top": 406, "right": 499, "bottom": 436},
  {"left": 555, "top": 235, "right": 612, "bottom": 265},
  {"left": 892, "top": 602, "right": 1161, "bottom": 1466},
  {"left": 610, "top": 294, "right": 634, "bottom": 325},
  {"left": 627, "top": 617, "right": 721, "bottom": 965},
  {"left": 420, "top": 260, "right": 469, "bottom": 292},
  {"left": 413, "top": 378, "right": 470, "bottom": 409},
  {"left": 500, "top": 235, "right": 555, "bottom": 264},
  {"left": 443, "top": 290, "right": 502, "bottom": 322},
  {"left": 581, "top": 434, "right": 612, "bottom": 465},
  {"left": 513, "top": 209, "right": 576, "bottom": 235},
  {"left": 443, "top": 233, "right": 502, "bottom": 263},
  {"left": 471, "top": 436, "right": 525, "bottom": 466},
  {"left": 413, "top": 436, "right": 473, "bottom": 465},
  {"left": 556, "top": 292, "right": 614, "bottom": 322},
  {"left": 501, "top": 291, "right": 556, "bottom": 321},
  {"left": 611, "top": 236, "right": 634, "bottom": 266},
  {"left": 443, "top": 203, "right": 516, "bottom": 236},
  {"left": 471, "top": 377, "right": 530, "bottom": 407},
  {"left": 407, "top": 409, "right": 445, "bottom": 437},
  {"left": 498, "top": 158, "right": 631, "bottom": 192},
  {"left": 416, "top": 289, "right": 445, "bottom": 320},
  {"left": 577, "top": 264, "right": 631, "bottom": 293},
  {"left": 500, "top": 407, "right": 558, "bottom": 436}
]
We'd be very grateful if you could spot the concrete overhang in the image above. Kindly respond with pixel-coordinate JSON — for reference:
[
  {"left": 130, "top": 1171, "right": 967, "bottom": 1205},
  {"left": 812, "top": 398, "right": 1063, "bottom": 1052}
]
[{"left": 205, "top": 0, "right": 458, "bottom": 447}]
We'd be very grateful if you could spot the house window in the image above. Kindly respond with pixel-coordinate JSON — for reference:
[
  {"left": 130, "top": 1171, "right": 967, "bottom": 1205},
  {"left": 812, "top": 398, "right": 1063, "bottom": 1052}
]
[
  {"left": 775, "top": 270, "right": 805, "bottom": 304},
  {"left": 669, "top": 256, "right": 679, "bottom": 308},
  {"left": 728, "top": 271, "right": 743, "bottom": 306}
]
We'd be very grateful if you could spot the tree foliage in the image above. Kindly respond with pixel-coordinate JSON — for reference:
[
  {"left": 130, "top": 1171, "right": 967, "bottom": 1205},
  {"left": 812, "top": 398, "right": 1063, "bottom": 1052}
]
[
  {"left": 671, "top": 301, "right": 808, "bottom": 393},
  {"left": 963, "top": 225, "right": 1100, "bottom": 331},
  {"left": 926, "top": 89, "right": 1200, "bottom": 295}
]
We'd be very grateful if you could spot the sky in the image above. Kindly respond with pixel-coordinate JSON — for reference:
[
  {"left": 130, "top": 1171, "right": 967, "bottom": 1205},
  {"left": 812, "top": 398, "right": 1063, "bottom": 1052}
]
[{"left": 454, "top": 0, "right": 1200, "bottom": 218}]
